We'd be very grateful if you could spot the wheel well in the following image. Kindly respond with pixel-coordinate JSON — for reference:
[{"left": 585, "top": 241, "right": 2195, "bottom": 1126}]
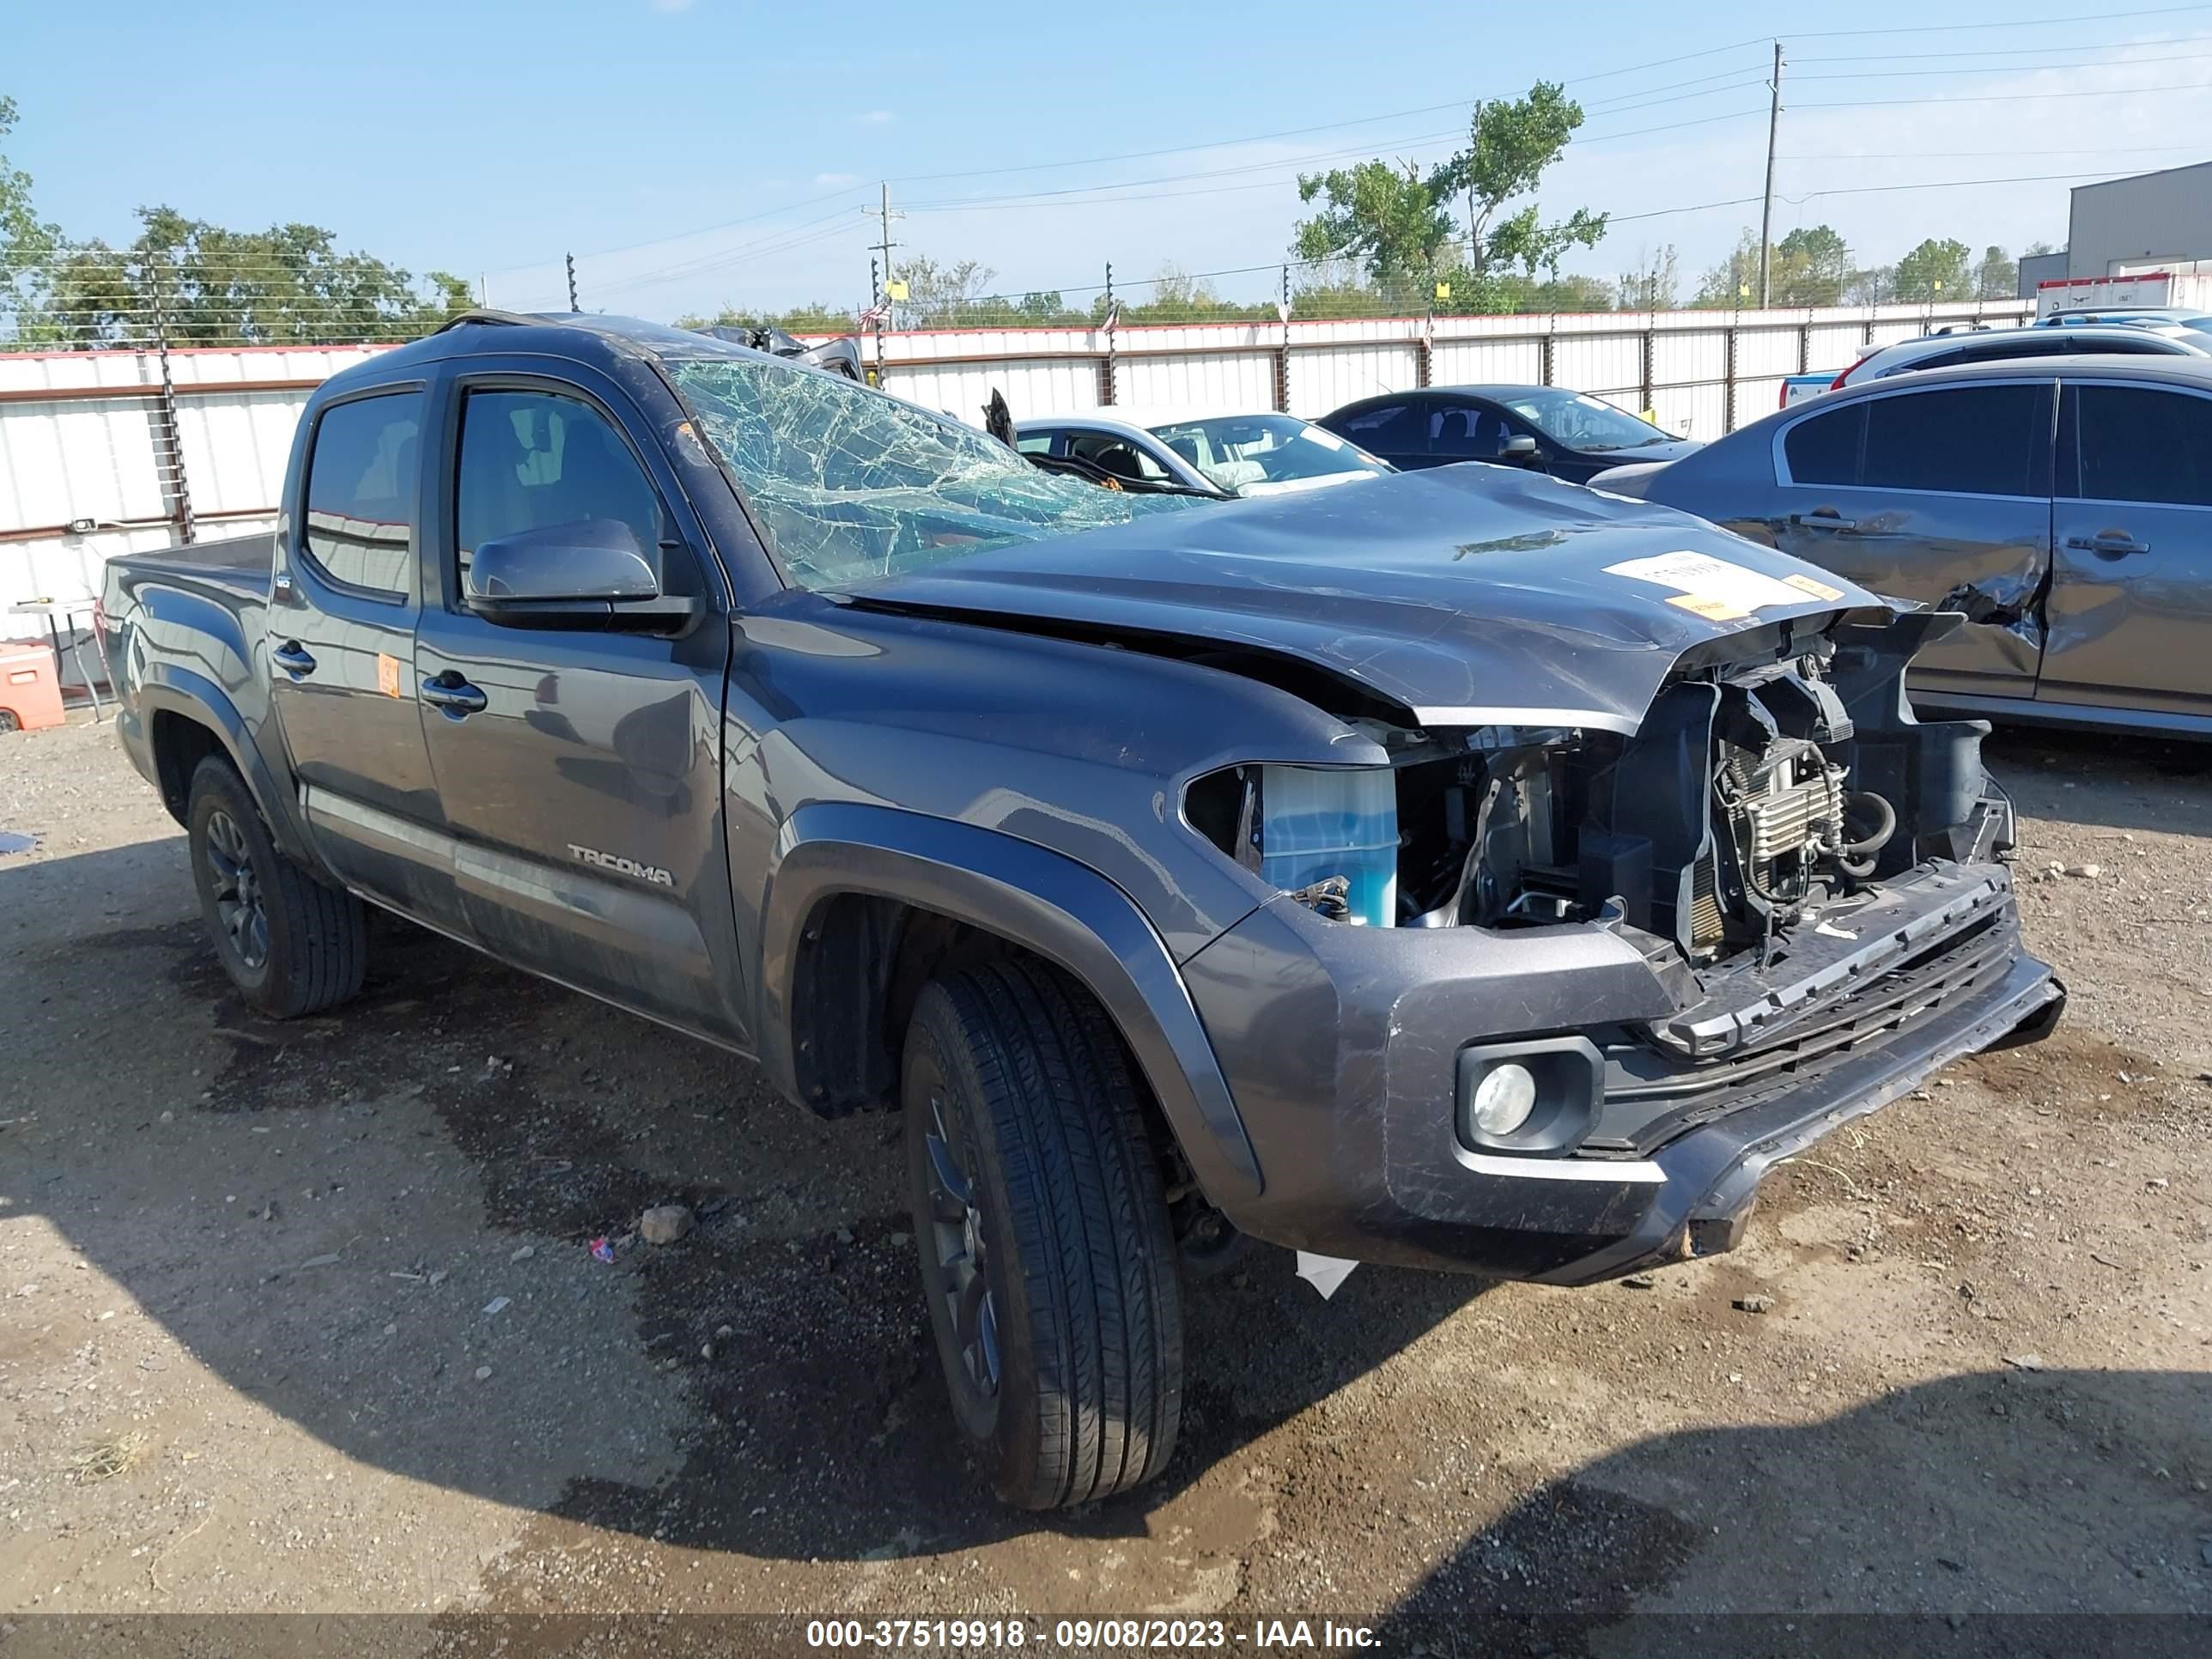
[
  {"left": 788, "top": 896, "right": 1010, "bottom": 1115},
  {"left": 149, "top": 710, "right": 226, "bottom": 823},
  {"left": 787, "top": 892, "right": 1202, "bottom": 1228}
]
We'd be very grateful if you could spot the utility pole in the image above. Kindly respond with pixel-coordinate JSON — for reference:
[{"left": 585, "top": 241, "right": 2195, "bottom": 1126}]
[
  {"left": 565, "top": 252, "right": 578, "bottom": 313},
  {"left": 1758, "top": 40, "right": 1784, "bottom": 308},
  {"left": 862, "top": 183, "right": 903, "bottom": 320},
  {"left": 1465, "top": 100, "right": 1483, "bottom": 264}
]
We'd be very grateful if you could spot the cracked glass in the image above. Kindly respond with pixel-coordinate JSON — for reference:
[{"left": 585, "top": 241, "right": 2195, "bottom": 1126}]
[{"left": 667, "top": 359, "right": 1203, "bottom": 589}]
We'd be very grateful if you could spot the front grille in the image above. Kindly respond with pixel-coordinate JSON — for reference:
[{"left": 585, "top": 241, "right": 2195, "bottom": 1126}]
[{"left": 1586, "top": 907, "right": 2020, "bottom": 1156}]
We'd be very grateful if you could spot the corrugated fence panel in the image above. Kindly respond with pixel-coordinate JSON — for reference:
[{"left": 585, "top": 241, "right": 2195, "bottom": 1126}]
[
  {"left": 176, "top": 389, "right": 308, "bottom": 519},
  {"left": 1806, "top": 322, "right": 1867, "bottom": 372},
  {"left": 1733, "top": 326, "right": 1802, "bottom": 377},
  {"left": 1117, "top": 349, "right": 1275, "bottom": 411},
  {"left": 0, "top": 398, "right": 167, "bottom": 541},
  {"left": 1285, "top": 342, "right": 1418, "bottom": 417},
  {"left": 884, "top": 356, "right": 1097, "bottom": 422},
  {"left": 1552, "top": 331, "right": 1643, "bottom": 396},
  {"left": 1429, "top": 336, "right": 1542, "bottom": 384}
]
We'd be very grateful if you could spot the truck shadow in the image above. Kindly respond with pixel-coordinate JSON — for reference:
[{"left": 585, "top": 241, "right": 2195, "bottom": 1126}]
[
  {"left": 2, "top": 838, "right": 1491, "bottom": 1565},
  {"left": 1371, "top": 1365, "right": 2212, "bottom": 1656}
]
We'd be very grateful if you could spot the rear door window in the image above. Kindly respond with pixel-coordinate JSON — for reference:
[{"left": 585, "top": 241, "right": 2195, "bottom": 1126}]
[
  {"left": 2065, "top": 384, "right": 2212, "bottom": 506},
  {"left": 301, "top": 392, "right": 424, "bottom": 598},
  {"left": 1861, "top": 384, "right": 2047, "bottom": 496},
  {"left": 1065, "top": 431, "right": 1170, "bottom": 482},
  {"left": 1782, "top": 403, "right": 1863, "bottom": 485},
  {"left": 1331, "top": 401, "right": 1421, "bottom": 452},
  {"left": 1428, "top": 402, "right": 1514, "bottom": 459}
]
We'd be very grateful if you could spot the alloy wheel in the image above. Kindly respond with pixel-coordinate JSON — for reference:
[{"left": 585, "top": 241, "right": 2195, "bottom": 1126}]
[{"left": 202, "top": 808, "right": 270, "bottom": 970}]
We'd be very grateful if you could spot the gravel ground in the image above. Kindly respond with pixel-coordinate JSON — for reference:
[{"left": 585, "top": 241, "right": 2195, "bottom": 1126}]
[{"left": 0, "top": 713, "right": 2207, "bottom": 1657}]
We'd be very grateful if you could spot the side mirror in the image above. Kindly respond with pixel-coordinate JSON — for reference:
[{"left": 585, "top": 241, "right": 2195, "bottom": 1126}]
[
  {"left": 1499, "top": 434, "right": 1542, "bottom": 466},
  {"left": 465, "top": 520, "right": 700, "bottom": 631}
]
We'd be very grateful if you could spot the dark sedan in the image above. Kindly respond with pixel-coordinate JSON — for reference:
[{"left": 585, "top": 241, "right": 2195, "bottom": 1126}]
[
  {"left": 1592, "top": 356, "right": 2212, "bottom": 739},
  {"left": 1318, "top": 384, "right": 1698, "bottom": 484}
]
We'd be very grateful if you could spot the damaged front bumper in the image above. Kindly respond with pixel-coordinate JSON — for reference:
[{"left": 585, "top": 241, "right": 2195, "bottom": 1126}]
[{"left": 1177, "top": 858, "right": 2063, "bottom": 1283}]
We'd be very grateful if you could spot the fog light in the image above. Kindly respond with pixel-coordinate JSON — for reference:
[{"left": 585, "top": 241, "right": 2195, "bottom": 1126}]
[{"left": 1471, "top": 1063, "right": 1537, "bottom": 1137}]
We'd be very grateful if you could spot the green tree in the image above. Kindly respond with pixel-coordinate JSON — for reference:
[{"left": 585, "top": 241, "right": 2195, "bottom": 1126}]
[
  {"left": 1293, "top": 83, "right": 1606, "bottom": 293},
  {"left": 1615, "top": 244, "right": 1680, "bottom": 311},
  {"left": 676, "top": 302, "right": 861, "bottom": 333},
  {"left": 1291, "top": 157, "right": 1457, "bottom": 286},
  {"left": 40, "top": 206, "right": 470, "bottom": 347},
  {"left": 1775, "top": 224, "right": 1851, "bottom": 305},
  {"left": 1974, "top": 244, "right": 2017, "bottom": 300},
  {"left": 1429, "top": 83, "right": 1607, "bottom": 277},
  {"left": 1893, "top": 237, "right": 1972, "bottom": 302},
  {"left": 1, "top": 94, "right": 64, "bottom": 343},
  {"left": 1692, "top": 229, "right": 1762, "bottom": 307},
  {"left": 894, "top": 253, "right": 999, "bottom": 327}
]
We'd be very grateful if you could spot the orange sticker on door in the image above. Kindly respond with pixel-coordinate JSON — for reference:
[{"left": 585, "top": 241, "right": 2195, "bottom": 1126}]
[{"left": 377, "top": 653, "right": 402, "bottom": 698}]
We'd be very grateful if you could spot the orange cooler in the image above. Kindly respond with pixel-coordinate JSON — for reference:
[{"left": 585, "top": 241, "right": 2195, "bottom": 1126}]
[{"left": 0, "top": 642, "right": 64, "bottom": 732}]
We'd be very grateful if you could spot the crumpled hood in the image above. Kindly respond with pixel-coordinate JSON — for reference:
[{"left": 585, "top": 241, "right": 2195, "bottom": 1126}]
[{"left": 845, "top": 463, "right": 1887, "bottom": 734}]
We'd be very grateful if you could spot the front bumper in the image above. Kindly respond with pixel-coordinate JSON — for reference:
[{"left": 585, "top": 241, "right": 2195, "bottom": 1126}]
[{"left": 1177, "top": 861, "right": 2063, "bottom": 1282}]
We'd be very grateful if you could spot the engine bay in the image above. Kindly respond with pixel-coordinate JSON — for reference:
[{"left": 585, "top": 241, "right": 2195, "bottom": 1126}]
[{"left": 1188, "top": 614, "right": 2009, "bottom": 970}]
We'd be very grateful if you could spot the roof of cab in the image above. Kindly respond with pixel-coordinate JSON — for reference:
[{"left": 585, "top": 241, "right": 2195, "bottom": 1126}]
[{"left": 336, "top": 310, "right": 784, "bottom": 381}]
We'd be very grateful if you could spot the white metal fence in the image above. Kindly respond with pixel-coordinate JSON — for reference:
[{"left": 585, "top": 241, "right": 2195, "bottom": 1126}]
[{"left": 1, "top": 300, "right": 2031, "bottom": 614}]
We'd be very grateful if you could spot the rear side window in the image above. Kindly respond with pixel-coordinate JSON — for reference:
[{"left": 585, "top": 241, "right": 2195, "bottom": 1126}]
[
  {"left": 1861, "top": 385, "right": 2047, "bottom": 496},
  {"left": 301, "top": 392, "right": 423, "bottom": 598},
  {"left": 454, "top": 389, "right": 664, "bottom": 578},
  {"left": 1429, "top": 403, "right": 1513, "bottom": 459},
  {"left": 1782, "top": 404, "right": 1863, "bottom": 485},
  {"left": 1332, "top": 402, "right": 1419, "bottom": 448},
  {"left": 2067, "top": 385, "right": 2212, "bottom": 507},
  {"left": 1066, "top": 431, "right": 1169, "bottom": 482}
]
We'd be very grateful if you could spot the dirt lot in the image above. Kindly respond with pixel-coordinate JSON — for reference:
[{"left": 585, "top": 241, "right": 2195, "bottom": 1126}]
[{"left": 1, "top": 714, "right": 2208, "bottom": 1656}]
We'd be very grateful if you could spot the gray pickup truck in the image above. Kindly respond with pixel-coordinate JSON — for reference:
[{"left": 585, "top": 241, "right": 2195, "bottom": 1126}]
[{"left": 98, "top": 312, "right": 2063, "bottom": 1510}]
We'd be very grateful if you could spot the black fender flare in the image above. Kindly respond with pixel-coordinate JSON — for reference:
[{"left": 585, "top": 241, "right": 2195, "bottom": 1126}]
[
  {"left": 137, "top": 667, "right": 319, "bottom": 869},
  {"left": 757, "top": 800, "right": 1262, "bottom": 1202}
]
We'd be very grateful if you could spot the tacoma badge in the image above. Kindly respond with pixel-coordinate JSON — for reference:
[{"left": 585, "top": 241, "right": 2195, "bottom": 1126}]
[{"left": 567, "top": 844, "right": 674, "bottom": 887}]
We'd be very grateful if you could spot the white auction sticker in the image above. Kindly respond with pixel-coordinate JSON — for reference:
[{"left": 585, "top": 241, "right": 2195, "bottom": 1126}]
[{"left": 1604, "top": 550, "right": 1842, "bottom": 622}]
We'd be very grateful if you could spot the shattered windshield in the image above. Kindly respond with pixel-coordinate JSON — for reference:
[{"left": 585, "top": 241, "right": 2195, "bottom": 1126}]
[{"left": 666, "top": 358, "right": 1202, "bottom": 588}]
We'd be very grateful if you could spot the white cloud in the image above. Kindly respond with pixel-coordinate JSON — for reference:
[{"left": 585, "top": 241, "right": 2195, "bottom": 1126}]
[
  {"left": 858, "top": 109, "right": 896, "bottom": 125},
  {"left": 814, "top": 172, "right": 860, "bottom": 187}
]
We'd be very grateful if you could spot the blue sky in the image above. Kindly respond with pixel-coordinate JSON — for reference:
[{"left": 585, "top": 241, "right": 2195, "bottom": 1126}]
[{"left": 12, "top": 0, "right": 2212, "bottom": 318}]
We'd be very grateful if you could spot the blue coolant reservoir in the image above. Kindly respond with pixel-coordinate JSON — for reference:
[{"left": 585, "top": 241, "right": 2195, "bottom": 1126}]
[{"left": 1256, "top": 765, "right": 1399, "bottom": 927}]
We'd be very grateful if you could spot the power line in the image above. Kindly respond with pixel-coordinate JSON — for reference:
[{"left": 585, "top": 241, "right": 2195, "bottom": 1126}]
[
  {"left": 1796, "top": 76, "right": 2212, "bottom": 107},
  {"left": 1786, "top": 1, "right": 2212, "bottom": 38},
  {"left": 1793, "top": 31, "right": 2212, "bottom": 64},
  {"left": 884, "top": 100, "right": 1474, "bottom": 187},
  {"left": 1790, "top": 49, "right": 2212, "bottom": 80}
]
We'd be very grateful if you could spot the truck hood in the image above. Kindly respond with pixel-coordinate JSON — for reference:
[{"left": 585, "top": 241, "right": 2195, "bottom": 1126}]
[{"left": 842, "top": 464, "right": 1885, "bottom": 735}]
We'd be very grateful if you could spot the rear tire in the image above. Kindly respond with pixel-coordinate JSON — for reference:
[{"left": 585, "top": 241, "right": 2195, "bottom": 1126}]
[
  {"left": 902, "top": 957, "right": 1183, "bottom": 1509},
  {"left": 185, "top": 757, "right": 367, "bottom": 1018}
]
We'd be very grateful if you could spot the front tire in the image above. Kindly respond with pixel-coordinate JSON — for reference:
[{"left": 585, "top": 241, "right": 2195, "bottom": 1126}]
[
  {"left": 902, "top": 958, "right": 1183, "bottom": 1509},
  {"left": 185, "top": 757, "right": 367, "bottom": 1018}
]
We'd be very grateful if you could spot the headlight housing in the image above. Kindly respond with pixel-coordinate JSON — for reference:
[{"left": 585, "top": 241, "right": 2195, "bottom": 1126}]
[{"left": 1185, "top": 763, "right": 1398, "bottom": 927}]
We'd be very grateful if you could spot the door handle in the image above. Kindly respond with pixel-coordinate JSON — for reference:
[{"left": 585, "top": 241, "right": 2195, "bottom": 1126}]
[
  {"left": 419, "top": 673, "right": 488, "bottom": 716},
  {"left": 1792, "top": 509, "right": 1858, "bottom": 532},
  {"left": 2064, "top": 530, "right": 2151, "bottom": 557},
  {"left": 271, "top": 641, "right": 317, "bottom": 676}
]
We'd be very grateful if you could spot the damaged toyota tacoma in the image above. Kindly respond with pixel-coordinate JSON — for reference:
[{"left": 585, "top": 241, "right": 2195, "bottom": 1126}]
[{"left": 98, "top": 313, "right": 2063, "bottom": 1510}]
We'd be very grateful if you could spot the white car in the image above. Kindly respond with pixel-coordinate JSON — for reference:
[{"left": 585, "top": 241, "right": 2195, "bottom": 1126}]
[{"left": 1012, "top": 409, "right": 1394, "bottom": 498}]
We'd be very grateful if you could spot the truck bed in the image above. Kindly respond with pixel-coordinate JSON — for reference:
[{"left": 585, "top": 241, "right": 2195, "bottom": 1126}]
[{"left": 109, "top": 532, "right": 276, "bottom": 601}]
